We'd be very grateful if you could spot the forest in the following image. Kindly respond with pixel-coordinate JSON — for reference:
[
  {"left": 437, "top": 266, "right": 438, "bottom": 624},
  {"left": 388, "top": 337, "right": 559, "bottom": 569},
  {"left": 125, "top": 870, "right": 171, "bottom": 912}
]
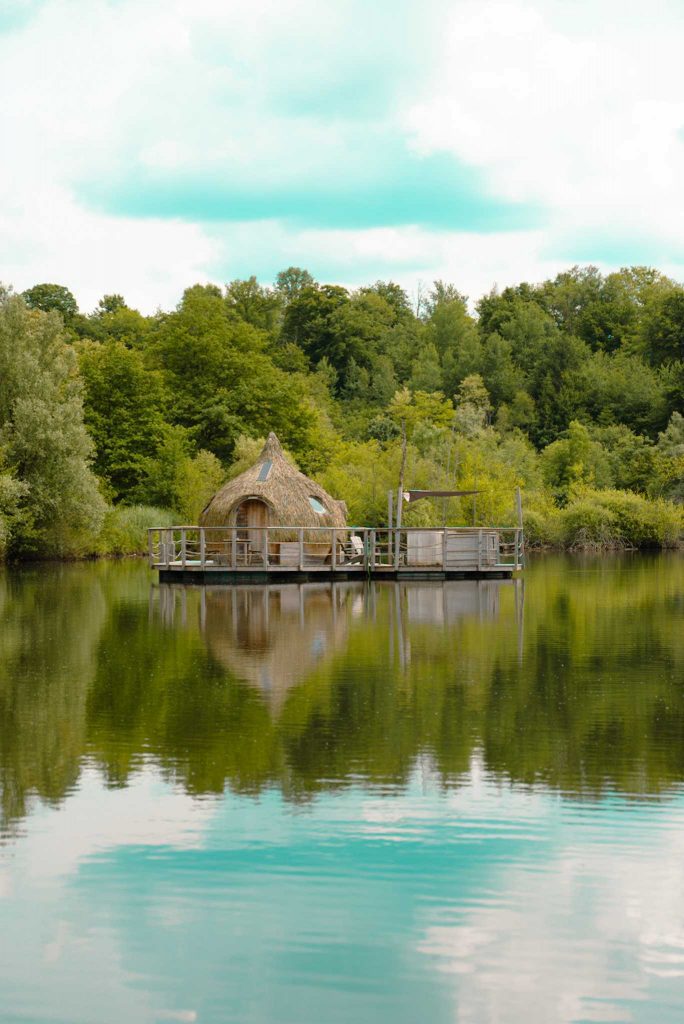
[{"left": 0, "top": 264, "right": 683, "bottom": 561}]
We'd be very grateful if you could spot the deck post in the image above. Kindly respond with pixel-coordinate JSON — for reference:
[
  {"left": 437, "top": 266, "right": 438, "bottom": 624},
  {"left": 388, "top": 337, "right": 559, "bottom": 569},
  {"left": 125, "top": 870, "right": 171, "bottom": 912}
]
[
  {"left": 199, "top": 528, "right": 205, "bottom": 567},
  {"left": 299, "top": 528, "right": 304, "bottom": 571},
  {"left": 442, "top": 528, "right": 447, "bottom": 570},
  {"left": 181, "top": 529, "right": 187, "bottom": 568},
  {"left": 231, "top": 528, "right": 237, "bottom": 569},
  {"left": 515, "top": 487, "right": 524, "bottom": 568},
  {"left": 477, "top": 529, "right": 482, "bottom": 571},
  {"left": 148, "top": 529, "right": 155, "bottom": 567},
  {"left": 370, "top": 529, "right": 376, "bottom": 569},
  {"left": 331, "top": 528, "right": 336, "bottom": 572}
]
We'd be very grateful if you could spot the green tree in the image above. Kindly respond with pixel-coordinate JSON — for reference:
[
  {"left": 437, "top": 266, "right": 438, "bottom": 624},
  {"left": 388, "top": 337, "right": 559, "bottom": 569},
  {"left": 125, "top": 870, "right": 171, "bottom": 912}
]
[
  {"left": 541, "top": 421, "right": 612, "bottom": 496},
  {"left": 454, "top": 374, "right": 492, "bottom": 437},
  {"left": 362, "top": 281, "right": 414, "bottom": 320},
  {"left": 426, "top": 287, "right": 481, "bottom": 393},
  {"left": 0, "top": 465, "right": 28, "bottom": 557},
  {"left": 78, "top": 340, "right": 171, "bottom": 501},
  {"left": 225, "top": 276, "right": 282, "bottom": 333},
  {"left": 89, "top": 296, "right": 151, "bottom": 348},
  {"left": 409, "top": 341, "right": 442, "bottom": 392},
  {"left": 96, "top": 294, "right": 126, "bottom": 315},
  {"left": 275, "top": 267, "right": 316, "bottom": 305},
  {"left": 591, "top": 424, "right": 669, "bottom": 494},
  {"left": 21, "top": 282, "right": 78, "bottom": 323},
  {"left": 658, "top": 412, "right": 684, "bottom": 458},
  {"left": 641, "top": 287, "right": 684, "bottom": 365},
  {"left": 480, "top": 332, "right": 524, "bottom": 407},
  {"left": 281, "top": 284, "right": 350, "bottom": 370},
  {"left": 571, "top": 351, "right": 668, "bottom": 436},
  {"left": 0, "top": 291, "right": 106, "bottom": 554},
  {"left": 150, "top": 284, "right": 320, "bottom": 464}
]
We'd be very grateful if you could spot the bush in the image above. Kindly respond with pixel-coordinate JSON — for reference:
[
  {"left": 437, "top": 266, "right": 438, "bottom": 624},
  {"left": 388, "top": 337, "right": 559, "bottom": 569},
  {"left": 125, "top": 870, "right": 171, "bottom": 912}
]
[
  {"left": 556, "top": 499, "right": 622, "bottom": 550},
  {"left": 591, "top": 490, "right": 682, "bottom": 548},
  {"left": 558, "top": 489, "right": 683, "bottom": 549}
]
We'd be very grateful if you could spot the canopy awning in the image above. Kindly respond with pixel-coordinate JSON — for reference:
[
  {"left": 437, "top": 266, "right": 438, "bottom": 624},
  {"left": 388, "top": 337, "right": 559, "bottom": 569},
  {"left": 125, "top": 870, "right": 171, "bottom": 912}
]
[{"left": 403, "top": 489, "right": 480, "bottom": 502}]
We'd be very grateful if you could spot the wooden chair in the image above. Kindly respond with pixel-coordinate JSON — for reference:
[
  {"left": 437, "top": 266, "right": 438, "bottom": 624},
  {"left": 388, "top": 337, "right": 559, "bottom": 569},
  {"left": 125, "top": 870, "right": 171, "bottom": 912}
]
[{"left": 343, "top": 535, "right": 365, "bottom": 564}]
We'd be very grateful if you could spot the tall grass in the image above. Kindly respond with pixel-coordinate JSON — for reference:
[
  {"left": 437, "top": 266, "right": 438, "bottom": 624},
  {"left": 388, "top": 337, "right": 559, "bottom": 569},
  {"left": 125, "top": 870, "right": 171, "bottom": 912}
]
[{"left": 88, "top": 505, "right": 176, "bottom": 557}]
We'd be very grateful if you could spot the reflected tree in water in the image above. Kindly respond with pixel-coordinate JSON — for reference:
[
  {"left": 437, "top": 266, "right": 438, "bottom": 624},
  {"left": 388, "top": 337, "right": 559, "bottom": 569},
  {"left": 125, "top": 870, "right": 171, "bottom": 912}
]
[{"left": 2, "top": 556, "right": 684, "bottom": 831}]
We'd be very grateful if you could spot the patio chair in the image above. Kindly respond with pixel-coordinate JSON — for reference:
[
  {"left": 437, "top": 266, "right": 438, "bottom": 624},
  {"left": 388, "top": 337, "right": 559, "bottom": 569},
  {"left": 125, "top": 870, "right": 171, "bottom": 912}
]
[{"left": 343, "top": 534, "right": 365, "bottom": 564}]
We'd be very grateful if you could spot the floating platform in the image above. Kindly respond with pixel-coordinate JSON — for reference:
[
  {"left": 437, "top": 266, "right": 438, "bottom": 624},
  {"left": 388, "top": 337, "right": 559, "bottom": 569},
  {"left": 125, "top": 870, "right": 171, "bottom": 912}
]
[{"left": 149, "top": 526, "right": 524, "bottom": 583}]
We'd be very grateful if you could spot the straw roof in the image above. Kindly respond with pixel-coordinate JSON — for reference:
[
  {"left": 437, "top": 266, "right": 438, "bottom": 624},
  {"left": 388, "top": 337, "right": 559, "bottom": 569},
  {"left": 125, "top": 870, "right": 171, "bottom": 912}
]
[{"left": 200, "top": 432, "right": 347, "bottom": 528}]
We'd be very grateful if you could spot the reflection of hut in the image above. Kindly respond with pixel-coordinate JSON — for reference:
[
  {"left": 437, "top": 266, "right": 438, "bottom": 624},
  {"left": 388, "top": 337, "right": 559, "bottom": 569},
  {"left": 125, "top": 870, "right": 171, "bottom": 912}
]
[
  {"left": 203, "top": 584, "right": 352, "bottom": 712},
  {"left": 200, "top": 433, "right": 346, "bottom": 533}
]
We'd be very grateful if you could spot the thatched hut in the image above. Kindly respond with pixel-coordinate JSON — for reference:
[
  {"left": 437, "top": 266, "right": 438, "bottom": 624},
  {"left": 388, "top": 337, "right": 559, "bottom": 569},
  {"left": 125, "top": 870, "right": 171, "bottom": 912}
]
[{"left": 200, "top": 433, "right": 347, "bottom": 536}]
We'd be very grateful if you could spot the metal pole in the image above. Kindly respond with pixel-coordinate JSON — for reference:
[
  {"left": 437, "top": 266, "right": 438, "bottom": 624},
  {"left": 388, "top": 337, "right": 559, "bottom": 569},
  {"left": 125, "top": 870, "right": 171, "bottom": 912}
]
[{"left": 395, "top": 420, "right": 407, "bottom": 569}]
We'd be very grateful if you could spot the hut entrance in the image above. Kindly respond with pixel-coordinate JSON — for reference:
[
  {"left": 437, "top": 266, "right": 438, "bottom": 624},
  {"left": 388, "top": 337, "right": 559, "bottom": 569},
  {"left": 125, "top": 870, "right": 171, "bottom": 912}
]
[{"left": 234, "top": 498, "right": 270, "bottom": 562}]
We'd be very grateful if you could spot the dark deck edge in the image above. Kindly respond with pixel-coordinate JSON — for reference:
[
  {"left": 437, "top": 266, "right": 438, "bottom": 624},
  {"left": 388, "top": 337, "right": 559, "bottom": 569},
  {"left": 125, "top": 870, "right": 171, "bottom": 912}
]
[{"left": 157, "top": 568, "right": 520, "bottom": 584}]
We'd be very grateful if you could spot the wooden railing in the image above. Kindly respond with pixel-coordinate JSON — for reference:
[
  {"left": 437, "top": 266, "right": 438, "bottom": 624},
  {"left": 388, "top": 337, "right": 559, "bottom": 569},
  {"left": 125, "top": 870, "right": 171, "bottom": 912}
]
[{"left": 148, "top": 526, "right": 524, "bottom": 572}]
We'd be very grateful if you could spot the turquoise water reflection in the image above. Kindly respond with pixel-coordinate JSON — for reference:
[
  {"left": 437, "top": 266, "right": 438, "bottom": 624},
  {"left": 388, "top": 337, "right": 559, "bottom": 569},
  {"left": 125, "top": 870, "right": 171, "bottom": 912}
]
[{"left": 1, "top": 556, "right": 684, "bottom": 1023}]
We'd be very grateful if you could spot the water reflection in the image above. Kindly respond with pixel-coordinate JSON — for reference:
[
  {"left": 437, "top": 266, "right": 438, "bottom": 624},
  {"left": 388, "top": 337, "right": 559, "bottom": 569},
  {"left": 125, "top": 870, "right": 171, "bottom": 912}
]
[
  {"left": 1, "top": 555, "right": 684, "bottom": 836},
  {"left": 2, "top": 556, "right": 684, "bottom": 1023},
  {"left": 156, "top": 579, "right": 519, "bottom": 700}
]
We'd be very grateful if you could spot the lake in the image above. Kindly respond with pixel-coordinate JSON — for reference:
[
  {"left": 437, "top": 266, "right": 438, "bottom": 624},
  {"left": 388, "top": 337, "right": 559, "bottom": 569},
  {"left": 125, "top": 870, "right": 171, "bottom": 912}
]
[{"left": 1, "top": 554, "right": 683, "bottom": 1023}]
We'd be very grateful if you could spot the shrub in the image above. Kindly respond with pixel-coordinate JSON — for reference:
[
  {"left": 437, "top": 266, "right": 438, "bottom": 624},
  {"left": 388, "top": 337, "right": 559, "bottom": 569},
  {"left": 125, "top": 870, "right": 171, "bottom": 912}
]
[
  {"left": 556, "top": 499, "right": 622, "bottom": 550},
  {"left": 523, "top": 508, "right": 558, "bottom": 547},
  {"left": 520, "top": 490, "right": 559, "bottom": 547},
  {"left": 558, "top": 488, "right": 683, "bottom": 549}
]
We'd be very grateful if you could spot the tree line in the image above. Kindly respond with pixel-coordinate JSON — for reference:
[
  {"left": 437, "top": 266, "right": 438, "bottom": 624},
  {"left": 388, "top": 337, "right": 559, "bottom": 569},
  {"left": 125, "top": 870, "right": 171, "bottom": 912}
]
[{"left": 1, "top": 264, "right": 683, "bottom": 559}]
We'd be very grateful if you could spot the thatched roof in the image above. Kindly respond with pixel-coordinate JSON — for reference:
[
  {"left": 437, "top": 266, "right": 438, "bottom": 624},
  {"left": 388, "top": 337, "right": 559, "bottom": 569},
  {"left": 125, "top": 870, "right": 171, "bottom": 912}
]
[{"left": 200, "top": 433, "right": 347, "bottom": 528}]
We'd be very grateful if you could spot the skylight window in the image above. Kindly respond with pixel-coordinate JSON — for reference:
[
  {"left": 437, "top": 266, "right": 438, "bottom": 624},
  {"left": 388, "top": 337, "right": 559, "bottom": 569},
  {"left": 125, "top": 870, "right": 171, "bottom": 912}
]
[
  {"left": 257, "top": 460, "right": 272, "bottom": 482},
  {"left": 309, "top": 496, "right": 326, "bottom": 514}
]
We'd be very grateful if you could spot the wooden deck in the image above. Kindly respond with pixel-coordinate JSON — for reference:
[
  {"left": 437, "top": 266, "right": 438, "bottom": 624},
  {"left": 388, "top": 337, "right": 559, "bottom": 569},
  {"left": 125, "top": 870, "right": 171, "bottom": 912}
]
[{"left": 149, "top": 526, "right": 524, "bottom": 583}]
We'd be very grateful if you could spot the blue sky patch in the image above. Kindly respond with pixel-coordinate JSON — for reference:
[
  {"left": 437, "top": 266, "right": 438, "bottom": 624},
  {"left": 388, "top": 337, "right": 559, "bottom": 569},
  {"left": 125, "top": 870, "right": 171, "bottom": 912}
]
[
  {"left": 546, "top": 231, "right": 684, "bottom": 269},
  {"left": 82, "top": 147, "right": 539, "bottom": 234}
]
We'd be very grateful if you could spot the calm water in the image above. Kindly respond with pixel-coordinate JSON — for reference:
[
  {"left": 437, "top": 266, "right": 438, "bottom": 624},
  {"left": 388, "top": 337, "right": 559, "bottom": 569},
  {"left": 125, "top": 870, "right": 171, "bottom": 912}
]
[{"left": 1, "top": 555, "right": 684, "bottom": 1024}]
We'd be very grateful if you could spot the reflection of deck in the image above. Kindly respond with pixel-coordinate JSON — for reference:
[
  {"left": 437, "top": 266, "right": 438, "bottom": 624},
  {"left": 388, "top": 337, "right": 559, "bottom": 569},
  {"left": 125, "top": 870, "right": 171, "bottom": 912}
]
[
  {"left": 149, "top": 526, "right": 524, "bottom": 583},
  {"left": 153, "top": 578, "right": 525, "bottom": 709}
]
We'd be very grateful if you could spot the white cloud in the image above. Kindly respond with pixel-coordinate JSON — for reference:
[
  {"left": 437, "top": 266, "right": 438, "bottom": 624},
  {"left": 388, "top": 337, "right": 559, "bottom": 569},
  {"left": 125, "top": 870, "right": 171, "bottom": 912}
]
[
  {"left": 413, "top": 788, "right": 684, "bottom": 1022},
  {"left": 1, "top": 0, "right": 683, "bottom": 312},
  {"left": 405, "top": 0, "right": 684, "bottom": 254},
  {"left": 3, "top": 765, "right": 216, "bottom": 885}
]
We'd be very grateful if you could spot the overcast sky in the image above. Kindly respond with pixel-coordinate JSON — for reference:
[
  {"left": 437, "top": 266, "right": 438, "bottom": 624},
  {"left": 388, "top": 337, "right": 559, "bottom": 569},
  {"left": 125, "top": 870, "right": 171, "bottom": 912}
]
[{"left": 2, "top": 0, "right": 683, "bottom": 312}]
